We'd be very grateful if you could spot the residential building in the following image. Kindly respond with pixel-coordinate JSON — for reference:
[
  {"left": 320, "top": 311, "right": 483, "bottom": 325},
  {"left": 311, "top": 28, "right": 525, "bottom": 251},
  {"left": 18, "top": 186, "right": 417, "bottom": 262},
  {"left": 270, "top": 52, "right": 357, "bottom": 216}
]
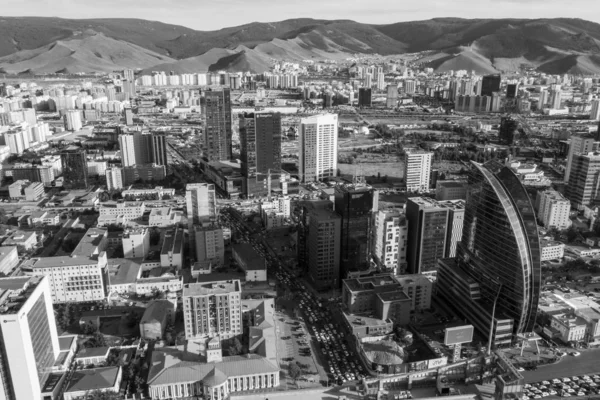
[
  {"left": 435, "top": 180, "right": 468, "bottom": 200},
  {"left": 161, "top": 228, "right": 184, "bottom": 269},
  {"left": 63, "top": 110, "right": 82, "bottom": 131},
  {"left": 404, "top": 150, "right": 432, "bottom": 192},
  {"left": 536, "top": 189, "right": 571, "bottom": 230},
  {"left": 139, "top": 299, "right": 176, "bottom": 340},
  {"left": 63, "top": 367, "right": 122, "bottom": 400},
  {"left": 259, "top": 197, "right": 291, "bottom": 230},
  {"left": 194, "top": 225, "right": 225, "bottom": 265},
  {"left": 437, "top": 161, "right": 541, "bottom": 347},
  {"left": 590, "top": 99, "right": 600, "bottom": 121},
  {"left": 239, "top": 112, "right": 282, "bottom": 197},
  {"left": 182, "top": 279, "right": 242, "bottom": 341},
  {"left": 232, "top": 243, "right": 267, "bottom": 282},
  {"left": 28, "top": 211, "right": 61, "bottom": 227},
  {"left": 371, "top": 209, "right": 408, "bottom": 274},
  {"left": 386, "top": 84, "right": 398, "bottom": 108},
  {"left": 0, "top": 276, "right": 60, "bottom": 400},
  {"left": 186, "top": 183, "right": 217, "bottom": 225},
  {"left": 299, "top": 114, "right": 338, "bottom": 182},
  {"left": 394, "top": 274, "right": 434, "bottom": 311},
  {"left": 564, "top": 135, "right": 599, "bottom": 183},
  {"left": 118, "top": 131, "right": 168, "bottom": 167},
  {"left": 566, "top": 152, "right": 600, "bottom": 209},
  {"left": 334, "top": 182, "right": 378, "bottom": 279},
  {"left": 60, "top": 148, "right": 89, "bottom": 189},
  {"left": 122, "top": 228, "right": 150, "bottom": 259},
  {"left": 106, "top": 167, "right": 124, "bottom": 190},
  {"left": 298, "top": 200, "right": 341, "bottom": 290},
  {"left": 202, "top": 88, "right": 232, "bottom": 162},
  {"left": 541, "top": 240, "right": 565, "bottom": 261},
  {"left": 11, "top": 165, "right": 55, "bottom": 185},
  {"left": 0, "top": 246, "right": 19, "bottom": 274},
  {"left": 97, "top": 201, "right": 146, "bottom": 226},
  {"left": 3, "top": 230, "right": 37, "bottom": 250}
]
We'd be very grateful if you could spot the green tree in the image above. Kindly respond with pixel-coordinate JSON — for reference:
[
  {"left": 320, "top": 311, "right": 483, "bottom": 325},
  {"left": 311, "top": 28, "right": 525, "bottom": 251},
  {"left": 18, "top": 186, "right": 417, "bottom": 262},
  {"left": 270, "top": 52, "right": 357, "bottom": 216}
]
[
  {"left": 227, "top": 338, "right": 243, "bottom": 356},
  {"left": 85, "top": 332, "right": 107, "bottom": 348},
  {"left": 288, "top": 362, "right": 302, "bottom": 383},
  {"left": 84, "top": 390, "right": 122, "bottom": 400}
]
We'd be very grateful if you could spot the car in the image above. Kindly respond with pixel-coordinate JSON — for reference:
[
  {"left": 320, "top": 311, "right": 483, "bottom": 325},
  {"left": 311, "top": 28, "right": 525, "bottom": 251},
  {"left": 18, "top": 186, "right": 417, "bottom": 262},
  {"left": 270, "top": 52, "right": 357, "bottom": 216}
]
[
  {"left": 562, "top": 393, "right": 571, "bottom": 397},
  {"left": 571, "top": 351, "right": 581, "bottom": 356},
  {"left": 562, "top": 378, "right": 571, "bottom": 383}
]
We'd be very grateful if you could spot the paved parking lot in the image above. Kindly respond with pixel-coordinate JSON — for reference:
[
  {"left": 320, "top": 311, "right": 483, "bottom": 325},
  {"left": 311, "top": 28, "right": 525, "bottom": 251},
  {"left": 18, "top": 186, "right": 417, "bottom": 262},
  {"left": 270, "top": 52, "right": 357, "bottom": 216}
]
[
  {"left": 521, "top": 349, "right": 600, "bottom": 383},
  {"left": 524, "top": 372, "right": 600, "bottom": 399}
]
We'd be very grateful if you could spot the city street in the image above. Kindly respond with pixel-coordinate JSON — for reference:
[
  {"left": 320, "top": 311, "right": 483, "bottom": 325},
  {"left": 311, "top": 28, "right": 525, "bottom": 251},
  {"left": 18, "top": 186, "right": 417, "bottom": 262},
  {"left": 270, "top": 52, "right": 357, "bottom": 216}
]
[{"left": 521, "top": 349, "right": 600, "bottom": 383}]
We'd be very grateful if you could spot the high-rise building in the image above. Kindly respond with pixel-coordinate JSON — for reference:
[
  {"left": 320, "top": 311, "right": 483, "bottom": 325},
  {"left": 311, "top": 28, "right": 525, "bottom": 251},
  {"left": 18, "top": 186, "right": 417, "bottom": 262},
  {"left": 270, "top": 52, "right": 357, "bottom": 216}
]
[
  {"left": 202, "top": 89, "right": 232, "bottom": 162},
  {"left": 404, "top": 150, "right": 432, "bottom": 192},
  {"left": 106, "top": 167, "right": 124, "bottom": 190},
  {"left": 182, "top": 280, "right": 242, "bottom": 341},
  {"left": 239, "top": 112, "right": 282, "bottom": 197},
  {"left": 118, "top": 133, "right": 137, "bottom": 167},
  {"left": 299, "top": 114, "right": 338, "bottom": 183},
  {"left": 372, "top": 209, "right": 408, "bottom": 274},
  {"left": 564, "top": 135, "right": 599, "bottom": 183},
  {"left": 506, "top": 83, "right": 519, "bottom": 99},
  {"left": 334, "top": 183, "right": 378, "bottom": 279},
  {"left": 60, "top": 148, "right": 89, "bottom": 189},
  {"left": 124, "top": 108, "right": 134, "bottom": 125},
  {"left": 298, "top": 200, "right": 341, "bottom": 290},
  {"left": 63, "top": 109, "right": 82, "bottom": 131},
  {"left": 566, "top": 152, "right": 600, "bottom": 209},
  {"left": 194, "top": 225, "right": 225, "bottom": 265},
  {"left": 536, "top": 190, "right": 571, "bottom": 230},
  {"left": 481, "top": 74, "right": 501, "bottom": 96},
  {"left": 406, "top": 197, "right": 464, "bottom": 275},
  {"left": 358, "top": 88, "right": 372, "bottom": 107},
  {"left": 550, "top": 85, "right": 562, "bottom": 109},
  {"left": 590, "top": 99, "right": 600, "bottom": 121},
  {"left": 499, "top": 116, "right": 520, "bottom": 145},
  {"left": 122, "top": 69, "right": 136, "bottom": 99},
  {"left": 386, "top": 84, "right": 398, "bottom": 108},
  {"left": 437, "top": 161, "right": 541, "bottom": 345},
  {"left": 186, "top": 183, "right": 217, "bottom": 226},
  {"left": 151, "top": 132, "right": 168, "bottom": 167},
  {"left": 376, "top": 73, "right": 385, "bottom": 91},
  {"left": 404, "top": 80, "right": 416, "bottom": 95},
  {"left": 0, "top": 276, "right": 60, "bottom": 400},
  {"left": 119, "top": 132, "right": 167, "bottom": 167},
  {"left": 539, "top": 89, "right": 549, "bottom": 109}
]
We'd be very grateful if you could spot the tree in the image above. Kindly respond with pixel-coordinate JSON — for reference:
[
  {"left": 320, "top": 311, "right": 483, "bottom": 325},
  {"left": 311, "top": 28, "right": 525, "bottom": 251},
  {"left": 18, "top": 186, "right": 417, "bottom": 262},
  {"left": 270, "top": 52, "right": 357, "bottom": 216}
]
[
  {"left": 227, "top": 337, "right": 243, "bottom": 356},
  {"left": 85, "top": 332, "right": 107, "bottom": 348},
  {"left": 288, "top": 362, "right": 302, "bottom": 383},
  {"left": 84, "top": 390, "right": 122, "bottom": 400}
]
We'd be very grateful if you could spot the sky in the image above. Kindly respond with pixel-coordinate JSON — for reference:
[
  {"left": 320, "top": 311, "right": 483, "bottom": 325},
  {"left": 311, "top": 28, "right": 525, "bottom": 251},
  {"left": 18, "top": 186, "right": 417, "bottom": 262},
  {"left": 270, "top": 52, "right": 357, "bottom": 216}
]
[{"left": 2, "top": 0, "right": 599, "bottom": 30}]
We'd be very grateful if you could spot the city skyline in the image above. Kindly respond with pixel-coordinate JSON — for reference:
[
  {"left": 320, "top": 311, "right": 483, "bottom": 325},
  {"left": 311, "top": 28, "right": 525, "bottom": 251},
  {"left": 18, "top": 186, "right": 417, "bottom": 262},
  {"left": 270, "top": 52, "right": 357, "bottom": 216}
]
[{"left": 2, "top": 0, "right": 599, "bottom": 31}]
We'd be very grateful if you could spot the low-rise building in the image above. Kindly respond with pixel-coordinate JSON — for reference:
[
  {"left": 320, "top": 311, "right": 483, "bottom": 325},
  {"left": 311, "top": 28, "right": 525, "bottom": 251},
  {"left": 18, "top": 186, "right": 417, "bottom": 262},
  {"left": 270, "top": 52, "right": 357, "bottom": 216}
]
[
  {"left": 148, "top": 207, "right": 183, "bottom": 227},
  {"left": 97, "top": 201, "right": 146, "bottom": 226},
  {"left": 74, "top": 346, "right": 111, "bottom": 366},
  {"left": 0, "top": 246, "right": 19, "bottom": 274},
  {"left": 122, "top": 186, "right": 175, "bottom": 200},
  {"left": 8, "top": 180, "right": 44, "bottom": 201},
  {"left": 63, "top": 366, "right": 122, "bottom": 400},
  {"left": 161, "top": 228, "right": 184, "bottom": 269},
  {"left": 435, "top": 180, "right": 468, "bottom": 201},
  {"left": 550, "top": 313, "right": 588, "bottom": 343},
  {"left": 140, "top": 299, "right": 176, "bottom": 340},
  {"left": 29, "top": 210, "right": 61, "bottom": 226},
  {"left": 3, "top": 229, "right": 37, "bottom": 250},
  {"left": 541, "top": 240, "right": 565, "bottom": 261},
  {"left": 232, "top": 243, "right": 267, "bottom": 282},
  {"left": 122, "top": 228, "right": 150, "bottom": 259},
  {"left": 393, "top": 274, "right": 434, "bottom": 311}
]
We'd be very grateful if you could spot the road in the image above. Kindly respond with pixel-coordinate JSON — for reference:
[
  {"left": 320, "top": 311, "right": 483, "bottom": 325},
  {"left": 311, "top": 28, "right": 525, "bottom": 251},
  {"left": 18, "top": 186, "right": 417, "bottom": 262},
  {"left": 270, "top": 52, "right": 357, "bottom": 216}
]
[{"left": 521, "top": 349, "right": 600, "bottom": 383}]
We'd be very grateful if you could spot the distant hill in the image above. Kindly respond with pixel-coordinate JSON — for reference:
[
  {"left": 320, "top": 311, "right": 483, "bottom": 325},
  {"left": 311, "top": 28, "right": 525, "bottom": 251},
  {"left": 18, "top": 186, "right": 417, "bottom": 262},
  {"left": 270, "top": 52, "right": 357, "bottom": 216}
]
[{"left": 0, "top": 16, "right": 600, "bottom": 74}]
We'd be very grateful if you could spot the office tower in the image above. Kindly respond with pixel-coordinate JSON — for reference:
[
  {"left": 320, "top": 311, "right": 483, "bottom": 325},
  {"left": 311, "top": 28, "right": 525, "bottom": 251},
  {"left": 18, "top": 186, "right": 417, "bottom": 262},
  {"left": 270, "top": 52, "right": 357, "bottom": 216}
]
[
  {"left": 372, "top": 209, "right": 408, "bottom": 274},
  {"left": 403, "top": 150, "right": 432, "bottom": 192},
  {"left": 119, "top": 131, "right": 166, "bottom": 167},
  {"left": 186, "top": 183, "right": 217, "bottom": 225},
  {"left": 406, "top": 198, "right": 464, "bottom": 274},
  {"left": 386, "top": 84, "right": 398, "bottom": 108},
  {"left": 118, "top": 133, "right": 137, "bottom": 167},
  {"left": 583, "top": 78, "right": 593, "bottom": 94},
  {"left": 449, "top": 80, "right": 459, "bottom": 101},
  {"left": 566, "top": 152, "right": 600, "bottom": 209},
  {"left": 598, "top": 120, "right": 600, "bottom": 141},
  {"left": 298, "top": 200, "right": 341, "bottom": 290},
  {"left": 63, "top": 109, "right": 82, "bottom": 131},
  {"left": 202, "top": 88, "right": 232, "bottom": 162},
  {"left": 60, "top": 148, "right": 89, "bottom": 189},
  {"left": 122, "top": 69, "right": 136, "bottom": 99},
  {"left": 437, "top": 161, "right": 541, "bottom": 345},
  {"left": 506, "top": 83, "right": 519, "bottom": 98},
  {"left": 299, "top": 114, "right": 338, "bottom": 183},
  {"left": 0, "top": 276, "right": 60, "bottom": 400},
  {"left": 536, "top": 190, "right": 571, "bottom": 230},
  {"left": 182, "top": 280, "right": 242, "bottom": 341},
  {"left": 334, "top": 183, "right": 378, "bottom": 279},
  {"left": 404, "top": 80, "right": 416, "bottom": 95},
  {"left": 239, "top": 112, "right": 282, "bottom": 197},
  {"left": 590, "top": 99, "right": 600, "bottom": 121},
  {"left": 550, "top": 85, "right": 562, "bottom": 109},
  {"left": 151, "top": 132, "right": 168, "bottom": 167},
  {"left": 122, "top": 228, "right": 150, "bottom": 259},
  {"left": 194, "top": 225, "right": 225, "bottom": 264},
  {"left": 124, "top": 107, "right": 134, "bottom": 125},
  {"left": 499, "top": 116, "right": 519, "bottom": 145},
  {"left": 564, "top": 135, "right": 599, "bottom": 183},
  {"left": 436, "top": 180, "right": 468, "bottom": 201},
  {"left": 481, "top": 75, "right": 501, "bottom": 96},
  {"left": 358, "top": 88, "right": 372, "bottom": 107},
  {"left": 539, "top": 89, "right": 549, "bottom": 109}
]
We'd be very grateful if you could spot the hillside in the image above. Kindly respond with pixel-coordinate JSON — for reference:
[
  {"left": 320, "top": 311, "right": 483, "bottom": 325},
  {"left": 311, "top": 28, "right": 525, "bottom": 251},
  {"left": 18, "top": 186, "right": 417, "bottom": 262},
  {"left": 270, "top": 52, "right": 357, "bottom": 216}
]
[{"left": 0, "top": 17, "right": 600, "bottom": 74}]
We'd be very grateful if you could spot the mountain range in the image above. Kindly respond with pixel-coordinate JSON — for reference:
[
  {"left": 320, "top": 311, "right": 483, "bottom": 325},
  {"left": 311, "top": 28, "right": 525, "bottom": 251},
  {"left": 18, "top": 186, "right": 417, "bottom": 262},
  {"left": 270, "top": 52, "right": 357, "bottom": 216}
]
[{"left": 0, "top": 17, "right": 600, "bottom": 75}]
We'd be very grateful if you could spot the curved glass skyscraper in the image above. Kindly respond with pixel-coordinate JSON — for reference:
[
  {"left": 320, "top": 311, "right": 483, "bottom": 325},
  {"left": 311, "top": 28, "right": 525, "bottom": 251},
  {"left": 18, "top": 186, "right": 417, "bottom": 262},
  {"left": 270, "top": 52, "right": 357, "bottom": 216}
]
[{"left": 457, "top": 161, "right": 541, "bottom": 334}]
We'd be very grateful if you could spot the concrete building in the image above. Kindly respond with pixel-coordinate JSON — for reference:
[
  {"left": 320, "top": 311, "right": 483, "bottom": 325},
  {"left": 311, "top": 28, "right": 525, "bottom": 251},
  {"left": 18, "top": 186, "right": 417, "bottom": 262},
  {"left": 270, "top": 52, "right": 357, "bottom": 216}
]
[
  {"left": 536, "top": 189, "right": 571, "bottom": 230},
  {"left": 161, "top": 228, "right": 184, "bottom": 269},
  {"left": 435, "top": 180, "right": 468, "bottom": 201},
  {"left": 186, "top": 183, "right": 217, "bottom": 225},
  {"left": 564, "top": 136, "right": 599, "bottom": 183},
  {"left": 541, "top": 240, "right": 565, "bottom": 261},
  {"left": 63, "top": 110, "right": 82, "bottom": 131},
  {"left": 202, "top": 88, "right": 232, "bottom": 162},
  {"left": 87, "top": 160, "right": 108, "bottom": 177},
  {"left": 97, "top": 201, "right": 146, "bottom": 226},
  {"left": 74, "top": 346, "right": 111, "bottom": 366},
  {"left": 550, "top": 313, "right": 587, "bottom": 343},
  {"left": 3, "top": 230, "right": 37, "bottom": 250},
  {"left": 232, "top": 243, "right": 267, "bottom": 282},
  {"left": 259, "top": 197, "right": 291, "bottom": 230},
  {"left": 105, "top": 167, "right": 124, "bottom": 190},
  {"left": 139, "top": 299, "right": 176, "bottom": 340},
  {"left": 0, "top": 246, "right": 19, "bottom": 274},
  {"left": 0, "top": 276, "right": 60, "bottom": 400},
  {"left": 566, "top": 152, "right": 600, "bottom": 209},
  {"left": 299, "top": 114, "right": 338, "bottom": 182},
  {"left": 394, "top": 274, "right": 433, "bottom": 311},
  {"left": 182, "top": 280, "right": 242, "bottom": 341},
  {"left": 194, "top": 225, "right": 225, "bottom": 265},
  {"left": 63, "top": 367, "right": 122, "bottom": 400},
  {"left": 8, "top": 180, "right": 44, "bottom": 201},
  {"left": 404, "top": 150, "right": 432, "bottom": 192},
  {"left": 371, "top": 209, "right": 408, "bottom": 274},
  {"left": 122, "top": 228, "right": 150, "bottom": 259},
  {"left": 148, "top": 207, "right": 183, "bottom": 227},
  {"left": 60, "top": 148, "right": 89, "bottom": 189}
]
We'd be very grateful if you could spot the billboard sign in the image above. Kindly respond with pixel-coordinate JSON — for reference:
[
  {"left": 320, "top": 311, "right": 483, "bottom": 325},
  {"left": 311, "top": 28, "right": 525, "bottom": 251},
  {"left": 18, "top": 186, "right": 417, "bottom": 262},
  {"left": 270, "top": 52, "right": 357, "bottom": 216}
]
[{"left": 444, "top": 325, "right": 474, "bottom": 346}]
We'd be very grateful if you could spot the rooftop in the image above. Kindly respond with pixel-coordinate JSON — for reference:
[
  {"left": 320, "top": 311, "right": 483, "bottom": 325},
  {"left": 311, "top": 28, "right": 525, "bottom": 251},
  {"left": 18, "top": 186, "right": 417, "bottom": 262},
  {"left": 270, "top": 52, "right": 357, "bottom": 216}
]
[
  {"left": 71, "top": 227, "right": 107, "bottom": 257},
  {"left": 65, "top": 366, "right": 120, "bottom": 393},
  {"left": 21, "top": 254, "right": 100, "bottom": 269},
  {"left": 0, "top": 276, "right": 44, "bottom": 315},
  {"left": 183, "top": 280, "right": 241, "bottom": 297},
  {"left": 140, "top": 300, "right": 175, "bottom": 324},
  {"left": 107, "top": 258, "right": 143, "bottom": 286},
  {"left": 75, "top": 346, "right": 111, "bottom": 359},
  {"left": 232, "top": 243, "right": 265, "bottom": 270},
  {"left": 344, "top": 274, "right": 398, "bottom": 292}
]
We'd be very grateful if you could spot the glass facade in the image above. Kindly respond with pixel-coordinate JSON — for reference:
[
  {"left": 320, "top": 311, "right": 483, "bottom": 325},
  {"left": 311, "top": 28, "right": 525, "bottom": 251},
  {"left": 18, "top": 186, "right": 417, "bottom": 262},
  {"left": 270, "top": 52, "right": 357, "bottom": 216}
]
[
  {"left": 27, "top": 295, "right": 55, "bottom": 387},
  {"left": 457, "top": 161, "right": 541, "bottom": 334}
]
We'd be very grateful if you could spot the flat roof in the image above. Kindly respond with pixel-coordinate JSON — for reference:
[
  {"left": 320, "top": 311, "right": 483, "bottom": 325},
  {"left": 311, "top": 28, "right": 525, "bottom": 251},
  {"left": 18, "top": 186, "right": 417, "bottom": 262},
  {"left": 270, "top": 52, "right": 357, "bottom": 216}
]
[
  {"left": 71, "top": 228, "right": 107, "bottom": 257},
  {"left": 344, "top": 274, "right": 398, "bottom": 292},
  {"left": 0, "top": 276, "right": 44, "bottom": 315},
  {"left": 183, "top": 280, "right": 241, "bottom": 297},
  {"left": 21, "top": 254, "right": 99, "bottom": 269},
  {"left": 65, "top": 366, "right": 120, "bottom": 393}
]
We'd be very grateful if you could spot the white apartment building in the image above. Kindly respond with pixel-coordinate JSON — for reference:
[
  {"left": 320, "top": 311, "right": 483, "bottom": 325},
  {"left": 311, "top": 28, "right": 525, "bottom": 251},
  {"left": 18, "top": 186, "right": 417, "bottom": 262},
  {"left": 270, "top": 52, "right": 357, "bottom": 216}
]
[
  {"left": 87, "top": 160, "right": 108, "bottom": 177},
  {"left": 182, "top": 280, "right": 242, "bottom": 341},
  {"left": 0, "top": 276, "right": 61, "bottom": 400},
  {"left": 122, "top": 228, "right": 150, "bottom": 259},
  {"left": 394, "top": 274, "right": 433, "bottom": 311},
  {"left": 299, "top": 114, "right": 338, "bottom": 182},
  {"left": 21, "top": 253, "right": 108, "bottom": 303},
  {"left": 98, "top": 201, "right": 146, "bottom": 226},
  {"left": 106, "top": 167, "right": 124, "bottom": 190},
  {"left": 541, "top": 241, "right": 565, "bottom": 261},
  {"left": 259, "top": 197, "right": 291, "bottom": 230},
  {"left": 564, "top": 135, "right": 599, "bottom": 183},
  {"left": 591, "top": 99, "right": 600, "bottom": 121},
  {"left": 64, "top": 110, "right": 83, "bottom": 131},
  {"left": 186, "top": 183, "right": 217, "bottom": 225},
  {"left": 194, "top": 225, "right": 225, "bottom": 265},
  {"left": 537, "top": 189, "right": 571, "bottom": 230},
  {"left": 404, "top": 150, "right": 432, "bottom": 192},
  {"left": 372, "top": 209, "right": 408, "bottom": 274}
]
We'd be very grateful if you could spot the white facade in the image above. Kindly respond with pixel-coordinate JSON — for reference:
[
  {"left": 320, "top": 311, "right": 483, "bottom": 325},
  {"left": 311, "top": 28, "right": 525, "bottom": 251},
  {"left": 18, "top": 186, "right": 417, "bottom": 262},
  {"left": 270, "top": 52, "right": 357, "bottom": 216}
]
[
  {"left": 564, "top": 136, "right": 598, "bottom": 183},
  {"left": 118, "top": 134, "right": 136, "bottom": 167},
  {"left": 404, "top": 150, "right": 432, "bottom": 192},
  {"left": 590, "top": 99, "right": 600, "bottom": 121},
  {"left": 299, "top": 114, "right": 338, "bottom": 182},
  {"left": 186, "top": 183, "right": 217, "bottom": 225},
  {"left": 541, "top": 241, "right": 565, "bottom": 261},
  {"left": 122, "top": 228, "right": 150, "bottom": 259},
  {"left": 194, "top": 225, "right": 225, "bottom": 265},
  {"left": 64, "top": 110, "right": 82, "bottom": 131},
  {"left": 0, "top": 276, "right": 60, "bottom": 400},
  {"left": 537, "top": 189, "right": 571, "bottom": 230},
  {"left": 106, "top": 167, "right": 124, "bottom": 191},
  {"left": 87, "top": 160, "right": 108, "bottom": 177},
  {"left": 98, "top": 201, "right": 146, "bottom": 226},
  {"left": 394, "top": 274, "right": 433, "bottom": 311},
  {"left": 372, "top": 209, "right": 408, "bottom": 274}
]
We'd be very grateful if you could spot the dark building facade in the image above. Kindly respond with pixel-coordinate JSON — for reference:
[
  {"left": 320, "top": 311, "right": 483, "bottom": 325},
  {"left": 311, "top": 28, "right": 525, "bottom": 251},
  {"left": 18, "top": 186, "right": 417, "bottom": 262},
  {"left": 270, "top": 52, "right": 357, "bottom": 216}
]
[
  {"left": 60, "top": 148, "right": 89, "bottom": 189},
  {"left": 239, "top": 112, "right": 282, "bottom": 197},
  {"left": 151, "top": 133, "right": 169, "bottom": 167},
  {"left": 481, "top": 74, "right": 501, "bottom": 97},
  {"left": 506, "top": 83, "right": 519, "bottom": 99},
  {"left": 358, "top": 88, "right": 372, "bottom": 107},
  {"left": 499, "top": 116, "right": 520, "bottom": 145},
  {"left": 202, "top": 89, "right": 232, "bottom": 162},
  {"left": 437, "top": 161, "right": 541, "bottom": 345}
]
